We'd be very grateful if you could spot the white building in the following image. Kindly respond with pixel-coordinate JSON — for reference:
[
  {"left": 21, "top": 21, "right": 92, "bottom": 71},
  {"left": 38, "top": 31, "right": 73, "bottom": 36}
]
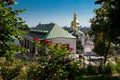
[{"left": 23, "top": 23, "right": 76, "bottom": 53}]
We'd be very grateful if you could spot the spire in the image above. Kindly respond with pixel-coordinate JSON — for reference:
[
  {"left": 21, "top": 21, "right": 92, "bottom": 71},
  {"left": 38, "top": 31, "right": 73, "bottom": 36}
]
[
  {"left": 71, "top": 12, "right": 80, "bottom": 31},
  {"left": 73, "top": 12, "right": 77, "bottom": 21}
]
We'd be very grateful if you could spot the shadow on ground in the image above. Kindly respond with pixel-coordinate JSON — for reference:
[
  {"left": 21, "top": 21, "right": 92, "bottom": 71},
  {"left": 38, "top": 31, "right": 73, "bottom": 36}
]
[{"left": 76, "top": 75, "right": 120, "bottom": 80}]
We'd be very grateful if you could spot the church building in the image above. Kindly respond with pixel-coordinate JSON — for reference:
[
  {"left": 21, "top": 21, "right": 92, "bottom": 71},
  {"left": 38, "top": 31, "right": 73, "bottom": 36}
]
[
  {"left": 23, "top": 23, "right": 76, "bottom": 53},
  {"left": 71, "top": 12, "right": 85, "bottom": 46}
]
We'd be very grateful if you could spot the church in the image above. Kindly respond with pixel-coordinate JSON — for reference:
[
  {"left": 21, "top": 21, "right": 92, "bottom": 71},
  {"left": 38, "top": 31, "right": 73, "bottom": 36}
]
[
  {"left": 22, "top": 12, "right": 84, "bottom": 56},
  {"left": 70, "top": 12, "right": 85, "bottom": 46},
  {"left": 23, "top": 23, "right": 76, "bottom": 53}
]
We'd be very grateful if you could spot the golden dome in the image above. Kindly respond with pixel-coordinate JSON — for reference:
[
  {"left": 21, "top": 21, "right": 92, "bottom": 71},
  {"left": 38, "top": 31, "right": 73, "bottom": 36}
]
[{"left": 71, "top": 12, "right": 80, "bottom": 31}]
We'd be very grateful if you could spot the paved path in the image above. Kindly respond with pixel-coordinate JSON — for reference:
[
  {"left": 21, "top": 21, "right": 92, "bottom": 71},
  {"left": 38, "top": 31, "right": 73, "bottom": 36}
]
[{"left": 83, "top": 40, "right": 103, "bottom": 65}]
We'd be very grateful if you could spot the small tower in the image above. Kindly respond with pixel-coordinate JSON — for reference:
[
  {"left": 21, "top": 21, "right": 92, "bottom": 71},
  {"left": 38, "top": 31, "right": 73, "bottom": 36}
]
[
  {"left": 70, "top": 12, "right": 85, "bottom": 47},
  {"left": 71, "top": 12, "right": 80, "bottom": 31}
]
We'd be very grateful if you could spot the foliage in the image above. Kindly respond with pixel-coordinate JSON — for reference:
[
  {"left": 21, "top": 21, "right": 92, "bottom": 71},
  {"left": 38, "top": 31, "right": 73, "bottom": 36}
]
[
  {"left": 1, "top": 65, "right": 22, "bottom": 80},
  {"left": 87, "top": 64, "right": 98, "bottom": 75},
  {"left": 115, "top": 58, "right": 120, "bottom": 74},
  {"left": 79, "top": 67, "right": 87, "bottom": 76},
  {"left": 72, "top": 32, "right": 84, "bottom": 52},
  {"left": 98, "top": 63, "right": 105, "bottom": 74},
  {"left": 95, "top": 0, "right": 120, "bottom": 44},
  {"left": 0, "top": 0, "right": 28, "bottom": 79},
  {"left": 0, "top": 57, "right": 24, "bottom": 80},
  {"left": 1, "top": 0, "right": 120, "bottom": 79},
  {"left": 75, "top": 75, "right": 120, "bottom": 80},
  {"left": 76, "top": 39, "right": 84, "bottom": 52},
  {"left": 18, "top": 24, "right": 29, "bottom": 30},
  {"left": 117, "top": 49, "right": 120, "bottom": 54},
  {"left": 26, "top": 39, "right": 76, "bottom": 80},
  {"left": 116, "top": 65, "right": 120, "bottom": 74},
  {"left": 103, "top": 62, "right": 116, "bottom": 75},
  {"left": 66, "top": 60, "right": 82, "bottom": 80},
  {"left": 0, "top": 39, "right": 120, "bottom": 79},
  {"left": 90, "top": 0, "right": 120, "bottom": 64},
  {"left": 0, "top": 0, "right": 27, "bottom": 62},
  {"left": 0, "top": 0, "right": 26, "bottom": 42}
]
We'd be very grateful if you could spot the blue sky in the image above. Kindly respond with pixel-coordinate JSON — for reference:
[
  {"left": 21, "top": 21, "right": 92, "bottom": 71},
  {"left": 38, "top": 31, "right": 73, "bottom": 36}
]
[{"left": 14, "top": 0, "right": 99, "bottom": 27}]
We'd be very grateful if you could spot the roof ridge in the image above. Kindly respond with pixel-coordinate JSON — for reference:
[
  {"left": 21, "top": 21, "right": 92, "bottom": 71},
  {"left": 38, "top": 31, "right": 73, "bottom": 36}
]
[
  {"left": 46, "top": 24, "right": 76, "bottom": 39},
  {"left": 27, "top": 23, "right": 76, "bottom": 39}
]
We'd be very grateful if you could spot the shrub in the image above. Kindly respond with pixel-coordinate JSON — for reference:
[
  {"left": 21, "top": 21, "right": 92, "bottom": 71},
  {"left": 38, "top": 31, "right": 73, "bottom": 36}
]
[
  {"left": 66, "top": 61, "right": 81, "bottom": 80},
  {"left": 87, "top": 64, "right": 98, "bottom": 75},
  {"left": 75, "top": 75, "right": 120, "bottom": 80},
  {"left": 103, "top": 62, "right": 116, "bottom": 75},
  {"left": 26, "top": 41, "right": 73, "bottom": 80},
  {"left": 26, "top": 64, "right": 39, "bottom": 80},
  {"left": 79, "top": 67, "right": 87, "bottom": 75},
  {"left": 116, "top": 65, "right": 120, "bottom": 74},
  {"left": 1, "top": 65, "right": 22, "bottom": 80},
  {"left": 115, "top": 58, "right": 120, "bottom": 74},
  {"left": 98, "top": 63, "right": 105, "bottom": 74},
  {"left": 26, "top": 59, "right": 69, "bottom": 80}
]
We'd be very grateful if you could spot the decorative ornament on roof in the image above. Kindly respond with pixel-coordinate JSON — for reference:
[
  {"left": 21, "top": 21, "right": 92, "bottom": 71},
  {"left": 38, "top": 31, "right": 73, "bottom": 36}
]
[{"left": 71, "top": 12, "right": 80, "bottom": 31}]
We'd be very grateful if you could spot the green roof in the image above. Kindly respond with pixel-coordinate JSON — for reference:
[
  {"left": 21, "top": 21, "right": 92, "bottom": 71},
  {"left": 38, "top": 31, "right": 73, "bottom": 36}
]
[{"left": 27, "top": 23, "right": 76, "bottom": 40}]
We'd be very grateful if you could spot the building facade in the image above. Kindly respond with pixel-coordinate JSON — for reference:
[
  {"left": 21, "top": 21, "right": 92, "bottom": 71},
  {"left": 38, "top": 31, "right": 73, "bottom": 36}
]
[{"left": 23, "top": 23, "right": 76, "bottom": 53}]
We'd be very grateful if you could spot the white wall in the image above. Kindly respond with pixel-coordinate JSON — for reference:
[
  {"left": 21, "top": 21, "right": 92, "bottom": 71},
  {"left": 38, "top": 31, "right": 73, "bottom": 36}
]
[
  {"left": 23, "top": 37, "right": 76, "bottom": 53},
  {"left": 14, "top": 38, "right": 20, "bottom": 46},
  {"left": 50, "top": 38, "right": 76, "bottom": 53}
]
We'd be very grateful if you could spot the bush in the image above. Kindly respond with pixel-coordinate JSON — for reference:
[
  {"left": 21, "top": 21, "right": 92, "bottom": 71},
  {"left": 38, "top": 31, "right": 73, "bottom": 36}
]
[
  {"left": 98, "top": 63, "right": 105, "bottom": 74},
  {"left": 26, "top": 64, "right": 39, "bottom": 80},
  {"left": 115, "top": 58, "right": 120, "bottom": 74},
  {"left": 26, "top": 61, "right": 69, "bottom": 80},
  {"left": 64, "top": 60, "right": 82, "bottom": 80},
  {"left": 87, "top": 65, "right": 98, "bottom": 75},
  {"left": 1, "top": 65, "right": 22, "bottom": 80},
  {"left": 79, "top": 67, "right": 87, "bottom": 75},
  {"left": 103, "top": 62, "right": 116, "bottom": 75},
  {"left": 75, "top": 75, "right": 120, "bottom": 80},
  {"left": 116, "top": 65, "right": 120, "bottom": 74}
]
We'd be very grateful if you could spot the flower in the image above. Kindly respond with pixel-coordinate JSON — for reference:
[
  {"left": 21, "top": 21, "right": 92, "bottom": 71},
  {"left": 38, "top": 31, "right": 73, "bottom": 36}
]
[
  {"left": 33, "top": 37, "right": 40, "bottom": 42},
  {"left": 6, "top": 0, "right": 14, "bottom": 5},
  {"left": 44, "top": 39, "right": 51, "bottom": 45},
  {"left": 69, "top": 48, "right": 74, "bottom": 51},
  {"left": 44, "top": 39, "right": 50, "bottom": 43},
  {"left": 46, "top": 42, "right": 51, "bottom": 45}
]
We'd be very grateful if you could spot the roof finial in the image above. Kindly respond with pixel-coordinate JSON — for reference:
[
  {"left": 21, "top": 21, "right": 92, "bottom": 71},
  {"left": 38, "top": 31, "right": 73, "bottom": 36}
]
[
  {"left": 71, "top": 12, "right": 80, "bottom": 31},
  {"left": 73, "top": 12, "right": 77, "bottom": 21}
]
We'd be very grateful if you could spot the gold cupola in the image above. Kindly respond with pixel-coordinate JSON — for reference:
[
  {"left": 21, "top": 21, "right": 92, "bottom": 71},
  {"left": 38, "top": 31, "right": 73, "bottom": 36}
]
[{"left": 71, "top": 12, "right": 80, "bottom": 31}]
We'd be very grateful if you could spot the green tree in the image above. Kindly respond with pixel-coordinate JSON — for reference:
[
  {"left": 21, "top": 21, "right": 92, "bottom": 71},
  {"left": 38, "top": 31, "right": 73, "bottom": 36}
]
[
  {"left": 95, "top": 0, "right": 120, "bottom": 44},
  {"left": 90, "top": 0, "right": 120, "bottom": 64},
  {"left": 0, "top": 0, "right": 26, "bottom": 62}
]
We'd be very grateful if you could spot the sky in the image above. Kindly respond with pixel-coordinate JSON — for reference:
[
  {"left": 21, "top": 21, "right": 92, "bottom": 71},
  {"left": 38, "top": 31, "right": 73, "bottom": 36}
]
[{"left": 14, "top": 0, "right": 100, "bottom": 27}]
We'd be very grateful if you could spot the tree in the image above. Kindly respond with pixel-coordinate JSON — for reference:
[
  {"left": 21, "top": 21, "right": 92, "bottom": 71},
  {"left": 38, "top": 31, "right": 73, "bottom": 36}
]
[
  {"left": 0, "top": 0, "right": 26, "bottom": 62},
  {"left": 95, "top": 0, "right": 120, "bottom": 44},
  {"left": 90, "top": 0, "right": 120, "bottom": 64}
]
